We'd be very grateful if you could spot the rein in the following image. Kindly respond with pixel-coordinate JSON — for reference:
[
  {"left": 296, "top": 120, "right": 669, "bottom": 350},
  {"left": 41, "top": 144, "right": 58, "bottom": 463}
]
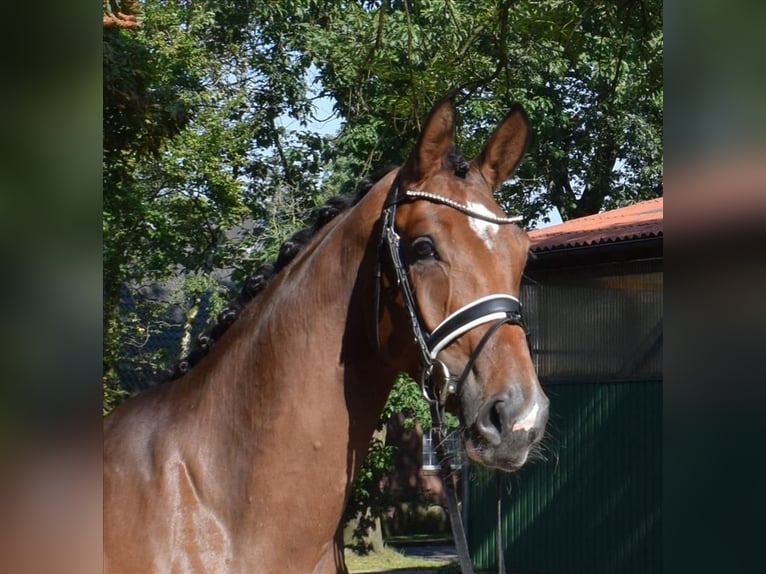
[{"left": 376, "top": 174, "right": 526, "bottom": 574}]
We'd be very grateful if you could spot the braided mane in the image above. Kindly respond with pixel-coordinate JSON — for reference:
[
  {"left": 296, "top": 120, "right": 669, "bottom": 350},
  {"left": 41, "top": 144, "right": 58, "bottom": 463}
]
[
  {"left": 163, "top": 148, "right": 470, "bottom": 382},
  {"left": 163, "top": 166, "right": 397, "bottom": 381}
]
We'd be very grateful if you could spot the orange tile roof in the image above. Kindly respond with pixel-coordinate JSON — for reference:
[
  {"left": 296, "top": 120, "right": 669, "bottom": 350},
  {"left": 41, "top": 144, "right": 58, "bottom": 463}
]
[{"left": 528, "top": 197, "right": 663, "bottom": 252}]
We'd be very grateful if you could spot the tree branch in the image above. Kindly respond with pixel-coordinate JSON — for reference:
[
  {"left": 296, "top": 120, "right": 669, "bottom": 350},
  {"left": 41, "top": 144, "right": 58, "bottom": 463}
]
[
  {"left": 272, "top": 117, "right": 296, "bottom": 189},
  {"left": 549, "top": 168, "right": 578, "bottom": 221},
  {"left": 364, "top": 1, "right": 387, "bottom": 71}
]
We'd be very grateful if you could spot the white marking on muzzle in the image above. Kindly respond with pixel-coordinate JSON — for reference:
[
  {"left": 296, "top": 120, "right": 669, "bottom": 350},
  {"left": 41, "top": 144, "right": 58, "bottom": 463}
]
[
  {"left": 467, "top": 202, "right": 500, "bottom": 249},
  {"left": 512, "top": 402, "right": 540, "bottom": 432}
]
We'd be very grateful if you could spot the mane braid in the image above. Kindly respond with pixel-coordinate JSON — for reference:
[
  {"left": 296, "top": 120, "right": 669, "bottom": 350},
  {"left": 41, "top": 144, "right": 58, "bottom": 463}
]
[{"left": 160, "top": 167, "right": 397, "bottom": 383}]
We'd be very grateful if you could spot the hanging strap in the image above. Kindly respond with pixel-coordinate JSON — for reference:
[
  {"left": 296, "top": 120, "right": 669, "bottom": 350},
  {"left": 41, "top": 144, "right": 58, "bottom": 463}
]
[
  {"left": 431, "top": 403, "right": 475, "bottom": 574},
  {"left": 496, "top": 471, "right": 506, "bottom": 574}
]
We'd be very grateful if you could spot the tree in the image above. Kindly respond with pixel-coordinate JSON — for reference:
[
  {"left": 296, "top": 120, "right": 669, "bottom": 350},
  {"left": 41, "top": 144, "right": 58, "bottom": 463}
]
[
  {"left": 342, "top": 372, "right": 461, "bottom": 553},
  {"left": 103, "top": 0, "right": 203, "bottom": 409},
  {"left": 292, "top": 0, "right": 662, "bottom": 224},
  {"left": 102, "top": 0, "right": 334, "bottom": 411}
]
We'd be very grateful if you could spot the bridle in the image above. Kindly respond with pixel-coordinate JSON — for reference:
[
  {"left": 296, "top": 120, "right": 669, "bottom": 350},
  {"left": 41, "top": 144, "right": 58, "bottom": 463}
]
[
  {"left": 376, "top": 173, "right": 528, "bottom": 411},
  {"left": 375, "top": 173, "right": 529, "bottom": 574},
  {"left": 371, "top": 171, "right": 533, "bottom": 573}
]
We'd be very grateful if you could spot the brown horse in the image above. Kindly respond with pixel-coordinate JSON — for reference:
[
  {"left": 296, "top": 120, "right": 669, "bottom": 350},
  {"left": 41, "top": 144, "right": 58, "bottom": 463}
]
[{"left": 104, "top": 97, "right": 549, "bottom": 573}]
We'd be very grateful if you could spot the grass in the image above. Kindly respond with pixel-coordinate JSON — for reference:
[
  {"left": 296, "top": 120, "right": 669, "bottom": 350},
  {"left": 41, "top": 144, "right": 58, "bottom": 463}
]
[
  {"left": 384, "top": 534, "right": 454, "bottom": 545},
  {"left": 344, "top": 546, "right": 458, "bottom": 573}
]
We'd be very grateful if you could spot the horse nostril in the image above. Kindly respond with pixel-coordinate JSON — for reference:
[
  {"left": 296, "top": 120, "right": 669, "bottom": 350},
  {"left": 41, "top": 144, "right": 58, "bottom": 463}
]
[
  {"left": 489, "top": 403, "right": 502, "bottom": 433},
  {"left": 476, "top": 400, "right": 505, "bottom": 446}
]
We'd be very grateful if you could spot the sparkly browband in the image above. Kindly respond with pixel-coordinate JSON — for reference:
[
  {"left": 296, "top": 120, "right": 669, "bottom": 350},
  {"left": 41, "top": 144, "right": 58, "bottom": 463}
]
[{"left": 404, "top": 190, "right": 523, "bottom": 224}]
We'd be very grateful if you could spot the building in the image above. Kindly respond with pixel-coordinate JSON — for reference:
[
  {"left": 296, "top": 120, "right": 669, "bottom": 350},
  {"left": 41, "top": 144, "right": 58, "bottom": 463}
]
[{"left": 466, "top": 198, "right": 663, "bottom": 573}]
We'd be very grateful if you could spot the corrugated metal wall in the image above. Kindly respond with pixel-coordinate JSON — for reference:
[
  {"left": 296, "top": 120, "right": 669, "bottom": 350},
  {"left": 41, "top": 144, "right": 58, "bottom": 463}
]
[
  {"left": 524, "top": 260, "right": 663, "bottom": 383},
  {"left": 467, "top": 380, "right": 661, "bottom": 574},
  {"left": 466, "top": 258, "right": 662, "bottom": 573}
]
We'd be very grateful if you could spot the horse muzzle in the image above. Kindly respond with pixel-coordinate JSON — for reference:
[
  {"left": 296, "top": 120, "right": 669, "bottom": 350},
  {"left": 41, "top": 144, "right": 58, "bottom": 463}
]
[{"left": 464, "top": 390, "right": 549, "bottom": 472}]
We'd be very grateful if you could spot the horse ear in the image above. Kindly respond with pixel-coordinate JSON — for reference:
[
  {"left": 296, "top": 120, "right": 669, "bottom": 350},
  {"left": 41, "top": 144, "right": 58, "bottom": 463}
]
[
  {"left": 472, "top": 104, "right": 529, "bottom": 190},
  {"left": 401, "top": 95, "right": 456, "bottom": 183}
]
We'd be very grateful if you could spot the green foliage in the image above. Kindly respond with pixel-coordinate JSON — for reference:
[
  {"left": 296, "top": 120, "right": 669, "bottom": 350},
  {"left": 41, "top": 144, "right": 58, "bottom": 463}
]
[
  {"left": 384, "top": 500, "right": 450, "bottom": 537},
  {"left": 342, "top": 373, "right": 459, "bottom": 548},
  {"left": 381, "top": 374, "right": 432, "bottom": 429},
  {"left": 382, "top": 374, "right": 459, "bottom": 431},
  {"left": 103, "top": 0, "right": 330, "bottom": 409},
  {"left": 343, "top": 376, "right": 424, "bottom": 551},
  {"left": 344, "top": 432, "right": 395, "bottom": 554},
  {"left": 291, "top": 0, "right": 662, "bottom": 224}
]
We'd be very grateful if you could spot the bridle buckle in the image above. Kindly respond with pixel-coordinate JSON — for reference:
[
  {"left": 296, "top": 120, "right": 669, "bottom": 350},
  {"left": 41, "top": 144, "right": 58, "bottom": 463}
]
[{"left": 420, "top": 359, "right": 452, "bottom": 404}]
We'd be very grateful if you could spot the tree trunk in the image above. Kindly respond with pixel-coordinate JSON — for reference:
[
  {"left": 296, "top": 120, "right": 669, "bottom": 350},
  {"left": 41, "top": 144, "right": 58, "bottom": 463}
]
[
  {"left": 343, "top": 426, "right": 388, "bottom": 554},
  {"left": 343, "top": 511, "right": 385, "bottom": 554}
]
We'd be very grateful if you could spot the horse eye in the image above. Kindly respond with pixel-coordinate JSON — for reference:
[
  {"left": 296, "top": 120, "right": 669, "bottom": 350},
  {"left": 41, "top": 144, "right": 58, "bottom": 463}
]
[{"left": 411, "top": 237, "right": 436, "bottom": 260}]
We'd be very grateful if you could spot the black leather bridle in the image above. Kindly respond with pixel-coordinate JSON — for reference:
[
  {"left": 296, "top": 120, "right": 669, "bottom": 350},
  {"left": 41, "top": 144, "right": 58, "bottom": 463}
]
[
  {"left": 377, "top": 173, "right": 528, "bottom": 409},
  {"left": 375, "top": 173, "right": 530, "bottom": 574}
]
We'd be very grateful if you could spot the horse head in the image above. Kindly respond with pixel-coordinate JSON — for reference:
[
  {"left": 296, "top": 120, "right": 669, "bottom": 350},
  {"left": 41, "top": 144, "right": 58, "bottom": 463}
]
[{"left": 377, "top": 96, "right": 549, "bottom": 472}]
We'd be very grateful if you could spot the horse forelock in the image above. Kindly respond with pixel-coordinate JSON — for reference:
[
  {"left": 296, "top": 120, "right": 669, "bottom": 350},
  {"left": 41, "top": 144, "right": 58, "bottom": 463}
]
[
  {"left": 444, "top": 147, "right": 470, "bottom": 178},
  {"left": 163, "top": 166, "right": 398, "bottom": 383}
]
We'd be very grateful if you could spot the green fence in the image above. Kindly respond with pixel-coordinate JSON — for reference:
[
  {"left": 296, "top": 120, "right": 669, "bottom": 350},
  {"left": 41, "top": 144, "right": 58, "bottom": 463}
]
[{"left": 466, "top": 380, "right": 661, "bottom": 574}]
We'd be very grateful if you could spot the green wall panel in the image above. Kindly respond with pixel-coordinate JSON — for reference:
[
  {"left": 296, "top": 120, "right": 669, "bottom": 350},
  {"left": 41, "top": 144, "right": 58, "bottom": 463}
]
[{"left": 467, "top": 381, "right": 661, "bottom": 573}]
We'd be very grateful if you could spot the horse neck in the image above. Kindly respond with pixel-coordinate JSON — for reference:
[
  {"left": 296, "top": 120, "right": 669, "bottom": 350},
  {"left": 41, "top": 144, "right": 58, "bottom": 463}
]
[{"left": 176, "top": 178, "right": 399, "bottom": 524}]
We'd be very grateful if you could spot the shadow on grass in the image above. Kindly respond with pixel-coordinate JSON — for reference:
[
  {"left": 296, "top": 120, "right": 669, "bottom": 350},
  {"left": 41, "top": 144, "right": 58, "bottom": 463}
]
[{"left": 344, "top": 546, "right": 459, "bottom": 573}]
